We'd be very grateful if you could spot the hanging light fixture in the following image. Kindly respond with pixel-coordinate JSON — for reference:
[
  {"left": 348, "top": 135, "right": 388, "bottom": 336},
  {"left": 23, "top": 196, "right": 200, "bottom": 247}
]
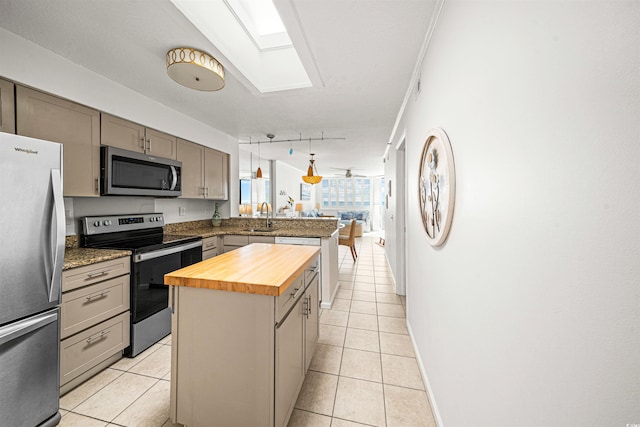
[
  {"left": 302, "top": 138, "right": 322, "bottom": 184},
  {"left": 256, "top": 139, "right": 263, "bottom": 178},
  {"left": 166, "top": 47, "right": 225, "bottom": 91}
]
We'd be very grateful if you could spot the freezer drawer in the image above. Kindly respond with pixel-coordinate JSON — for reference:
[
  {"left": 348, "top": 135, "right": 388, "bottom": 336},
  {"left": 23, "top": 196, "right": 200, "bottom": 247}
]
[
  {"left": 60, "top": 311, "right": 130, "bottom": 387},
  {"left": 61, "top": 274, "right": 130, "bottom": 339},
  {"left": 0, "top": 309, "right": 61, "bottom": 427}
]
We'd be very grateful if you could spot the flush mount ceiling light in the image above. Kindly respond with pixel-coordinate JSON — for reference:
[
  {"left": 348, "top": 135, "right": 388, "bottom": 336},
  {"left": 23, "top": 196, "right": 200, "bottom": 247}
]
[{"left": 166, "top": 47, "right": 225, "bottom": 91}]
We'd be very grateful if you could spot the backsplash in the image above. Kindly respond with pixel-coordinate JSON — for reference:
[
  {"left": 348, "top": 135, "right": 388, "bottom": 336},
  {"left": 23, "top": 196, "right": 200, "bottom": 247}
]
[{"left": 65, "top": 196, "right": 229, "bottom": 236}]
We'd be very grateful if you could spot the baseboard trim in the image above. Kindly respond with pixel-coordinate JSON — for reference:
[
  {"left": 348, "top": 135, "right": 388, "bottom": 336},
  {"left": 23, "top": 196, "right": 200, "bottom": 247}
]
[
  {"left": 320, "top": 281, "right": 341, "bottom": 309},
  {"left": 407, "top": 319, "right": 444, "bottom": 427}
]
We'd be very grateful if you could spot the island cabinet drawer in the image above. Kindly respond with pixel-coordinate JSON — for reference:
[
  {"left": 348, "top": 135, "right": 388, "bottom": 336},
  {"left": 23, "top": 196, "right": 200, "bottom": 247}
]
[
  {"left": 276, "top": 275, "right": 304, "bottom": 323},
  {"left": 224, "top": 235, "right": 249, "bottom": 246},
  {"left": 60, "top": 311, "right": 130, "bottom": 386},
  {"left": 304, "top": 257, "right": 320, "bottom": 285},
  {"left": 60, "top": 275, "right": 130, "bottom": 339},
  {"left": 62, "top": 257, "right": 130, "bottom": 292}
]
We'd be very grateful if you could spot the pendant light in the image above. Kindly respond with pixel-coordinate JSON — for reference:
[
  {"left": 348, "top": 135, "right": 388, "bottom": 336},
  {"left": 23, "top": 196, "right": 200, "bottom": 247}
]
[
  {"left": 255, "top": 137, "right": 263, "bottom": 179},
  {"left": 302, "top": 138, "right": 322, "bottom": 185}
]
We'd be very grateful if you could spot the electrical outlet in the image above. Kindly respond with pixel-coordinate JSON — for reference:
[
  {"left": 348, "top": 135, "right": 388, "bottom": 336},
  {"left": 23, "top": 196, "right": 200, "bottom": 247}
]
[{"left": 179, "top": 207, "right": 186, "bottom": 216}]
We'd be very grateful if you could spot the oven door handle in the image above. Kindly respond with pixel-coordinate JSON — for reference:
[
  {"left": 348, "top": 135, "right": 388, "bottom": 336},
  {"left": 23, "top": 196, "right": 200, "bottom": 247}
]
[{"left": 133, "top": 240, "right": 202, "bottom": 263}]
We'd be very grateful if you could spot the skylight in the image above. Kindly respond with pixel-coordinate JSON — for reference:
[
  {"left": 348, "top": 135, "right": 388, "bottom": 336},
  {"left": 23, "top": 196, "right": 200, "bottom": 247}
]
[
  {"left": 231, "top": 0, "right": 286, "bottom": 36},
  {"left": 225, "top": 0, "right": 292, "bottom": 50},
  {"left": 170, "top": 0, "right": 315, "bottom": 93}
]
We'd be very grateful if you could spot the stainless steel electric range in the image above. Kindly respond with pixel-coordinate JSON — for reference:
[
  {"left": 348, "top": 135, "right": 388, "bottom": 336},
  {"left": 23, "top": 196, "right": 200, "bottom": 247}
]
[{"left": 81, "top": 213, "right": 202, "bottom": 357}]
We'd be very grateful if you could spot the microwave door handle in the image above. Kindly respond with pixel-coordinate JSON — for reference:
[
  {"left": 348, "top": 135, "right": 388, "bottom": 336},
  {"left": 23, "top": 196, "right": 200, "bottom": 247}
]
[
  {"left": 170, "top": 165, "right": 178, "bottom": 191},
  {"left": 49, "top": 169, "right": 64, "bottom": 303}
]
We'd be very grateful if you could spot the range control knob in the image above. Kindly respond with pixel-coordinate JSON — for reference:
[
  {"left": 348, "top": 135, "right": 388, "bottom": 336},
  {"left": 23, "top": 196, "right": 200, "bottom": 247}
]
[
  {"left": 149, "top": 217, "right": 155, "bottom": 222},
  {"left": 156, "top": 216, "right": 162, "bottom": 222},
  {"left": 103, "top": 220, "right": 112, "bottom": 226},
  {"left": 93, "top": 221, "right": 101, "bottom": 227}
]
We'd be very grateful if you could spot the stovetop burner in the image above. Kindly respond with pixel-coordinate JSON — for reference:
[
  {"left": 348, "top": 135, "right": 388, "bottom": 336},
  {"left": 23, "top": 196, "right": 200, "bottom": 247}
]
[{"left": 81, "top": 213, "right": 201, "bottom": 253}]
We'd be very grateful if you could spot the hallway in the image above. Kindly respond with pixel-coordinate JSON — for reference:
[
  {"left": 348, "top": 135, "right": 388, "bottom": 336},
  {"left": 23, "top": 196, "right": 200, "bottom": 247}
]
[{"left": 288, "top": 235, "right": 437, "bottom": 426}]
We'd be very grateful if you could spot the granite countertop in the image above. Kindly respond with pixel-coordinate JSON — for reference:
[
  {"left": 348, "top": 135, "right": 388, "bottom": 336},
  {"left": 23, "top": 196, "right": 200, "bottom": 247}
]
[
  {"left": 165, "top": 243, "right": 320, "bottom": 296},
  {"left": 166, "top": 216, "right": 340, "bottom": 239},
  {"left": 63, "top": 217, "right": 338, "bottom": 271},
  {"left": 63, "top": 248, "right": 131, "bottom": 271},
  {"left": 177, "top": 225, "right": 337, "bottom": 239}
]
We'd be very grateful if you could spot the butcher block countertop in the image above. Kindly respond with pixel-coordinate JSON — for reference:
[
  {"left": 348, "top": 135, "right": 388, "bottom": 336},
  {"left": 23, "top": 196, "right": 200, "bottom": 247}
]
[{"left": 164, "top": 243, "right": 320, "bottom": 296}]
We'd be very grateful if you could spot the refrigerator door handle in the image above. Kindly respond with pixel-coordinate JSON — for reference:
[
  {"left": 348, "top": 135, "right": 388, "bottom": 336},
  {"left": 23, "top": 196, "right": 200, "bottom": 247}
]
[
  {"left": 49, "top": 169, "right": 65, "bottom": 303},
  {"left": 0, "top": 310, "right": 58, "bottom": 347}
]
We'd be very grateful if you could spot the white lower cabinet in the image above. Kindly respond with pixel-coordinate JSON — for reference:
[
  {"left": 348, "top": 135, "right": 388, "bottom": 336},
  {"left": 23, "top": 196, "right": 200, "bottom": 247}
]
[
  {"left": 202, "top": 236, "right": 219, "bottom": 260},
  {"left": 222, "top": 234, "right": 275, "bottom": 253},
  {"left": 170, "top": 256, "right": 319, "bottom": 427},
  {"left": 60, "top": 257, "right": 131, "bottom": 394}
]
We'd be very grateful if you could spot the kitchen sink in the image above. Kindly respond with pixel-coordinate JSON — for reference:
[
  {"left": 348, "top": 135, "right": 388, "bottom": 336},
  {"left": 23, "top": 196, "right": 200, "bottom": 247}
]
[{"left": 245, "top": 228, "right": 277, "bottom": 233}]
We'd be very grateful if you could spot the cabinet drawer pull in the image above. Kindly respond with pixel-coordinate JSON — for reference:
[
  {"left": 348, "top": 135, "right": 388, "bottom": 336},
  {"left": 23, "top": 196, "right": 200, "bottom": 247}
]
[
  {"left": 86, "top": 330, "right": 110, "bottom": 345},
  {"left": 85, "top": 290, "right": 111, "bottom": 302},
  {"left": 205, "top": 242, "right": 216, "bottom": 249},
  {"left": 86, "top": 270, "right": 109, "bottom": 279}
]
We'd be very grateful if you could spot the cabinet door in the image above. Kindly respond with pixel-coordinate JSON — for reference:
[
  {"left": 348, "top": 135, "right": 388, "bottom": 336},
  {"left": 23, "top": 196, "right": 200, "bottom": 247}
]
[
  {"left": 304, "top": 274, "right": 320, "bottom": 370},
  {"left": 275, "top": 297, "right": 304, "bottom": 427},
  {"left": 177, "top": 138, "right": 204, "bottom": 198},
  {"left": 0, "top": 78, "right": 15, "bottom": 134},
  {"left": 146, "top": 127, "right": 177, "bottom": 159},
  {"left": 101, "top": 113, "right": 145, "bottom": 153},
  {"left": 16, "top": 86, "right": 100, "bottom": 197},
  {"left": 204, "top": 147, "right": 228, "bottom": 200}
]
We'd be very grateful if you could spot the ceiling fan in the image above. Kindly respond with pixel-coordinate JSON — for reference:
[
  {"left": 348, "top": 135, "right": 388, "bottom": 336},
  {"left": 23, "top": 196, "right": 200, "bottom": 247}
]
[{"left": 329, "top": 167, "right": 366, "bottom": 178}]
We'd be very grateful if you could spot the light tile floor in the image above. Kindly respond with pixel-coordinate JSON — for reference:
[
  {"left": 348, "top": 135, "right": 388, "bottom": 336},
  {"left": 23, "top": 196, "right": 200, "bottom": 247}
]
[{"left": 58, "top": 235, "right": 437, "bottom": 427}]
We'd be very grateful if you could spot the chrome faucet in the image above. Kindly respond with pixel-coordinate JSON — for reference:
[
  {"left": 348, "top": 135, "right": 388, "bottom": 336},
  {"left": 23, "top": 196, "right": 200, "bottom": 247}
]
[{"left": 260, "top": 202, "right": 272, "bottom": 229}]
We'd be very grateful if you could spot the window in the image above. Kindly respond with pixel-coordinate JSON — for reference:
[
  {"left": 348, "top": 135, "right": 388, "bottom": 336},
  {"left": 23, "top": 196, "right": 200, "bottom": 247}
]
[
  {"left": 322, "top": 177, "right": 372, "bottom": 208},
  {"left": 240, "top": 179, "right": 251, "bottom": 204}
]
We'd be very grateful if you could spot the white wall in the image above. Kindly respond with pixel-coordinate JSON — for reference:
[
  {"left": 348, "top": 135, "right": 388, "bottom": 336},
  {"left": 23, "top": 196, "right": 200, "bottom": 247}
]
[
  {"left": 385, "top": 1, "right": 640, "bottom": 425},
  {"left": 273, "top": 160, "right": 316, "bottom": 214},
  {"left": 0, "top": 28, "right": 239, "bottom": 232}
]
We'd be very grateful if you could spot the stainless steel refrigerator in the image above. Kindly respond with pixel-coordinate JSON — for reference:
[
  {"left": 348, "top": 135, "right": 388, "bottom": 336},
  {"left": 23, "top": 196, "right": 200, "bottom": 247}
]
[{"left": 0, "top": 133, "right": 64, "bottom": 427}]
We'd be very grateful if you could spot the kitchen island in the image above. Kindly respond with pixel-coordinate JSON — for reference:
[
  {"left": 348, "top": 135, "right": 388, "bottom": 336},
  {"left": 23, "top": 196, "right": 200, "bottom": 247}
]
[
  {"left": 164, "top": 243, "right": 321, "bottom": 427},
  {"left": 165, "top": 216, "right": 340, "bottom": 309}
]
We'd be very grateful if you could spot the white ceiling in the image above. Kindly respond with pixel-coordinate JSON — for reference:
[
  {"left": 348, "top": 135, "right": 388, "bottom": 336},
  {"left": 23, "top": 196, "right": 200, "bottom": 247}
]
[{"left": 0, "top": 0, "right": 437, "bottom": 177}]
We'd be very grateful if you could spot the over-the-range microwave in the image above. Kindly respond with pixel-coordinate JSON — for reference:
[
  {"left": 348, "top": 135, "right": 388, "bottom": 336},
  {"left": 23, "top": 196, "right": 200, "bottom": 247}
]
[{"left": 101, "top": 146, "right": 182, "bottom": 197}]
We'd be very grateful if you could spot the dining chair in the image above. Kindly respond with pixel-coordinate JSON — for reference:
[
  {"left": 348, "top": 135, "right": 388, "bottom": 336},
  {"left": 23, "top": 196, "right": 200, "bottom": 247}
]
[{"left": 338, "top": 219, "right": 358, "bottom": 261}]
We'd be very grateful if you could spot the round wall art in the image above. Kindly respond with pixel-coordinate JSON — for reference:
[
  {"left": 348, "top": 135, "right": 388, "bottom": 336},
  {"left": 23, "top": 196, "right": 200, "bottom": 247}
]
[{"left": 418, "top": 127, "right": 456, "bottom": 246}]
